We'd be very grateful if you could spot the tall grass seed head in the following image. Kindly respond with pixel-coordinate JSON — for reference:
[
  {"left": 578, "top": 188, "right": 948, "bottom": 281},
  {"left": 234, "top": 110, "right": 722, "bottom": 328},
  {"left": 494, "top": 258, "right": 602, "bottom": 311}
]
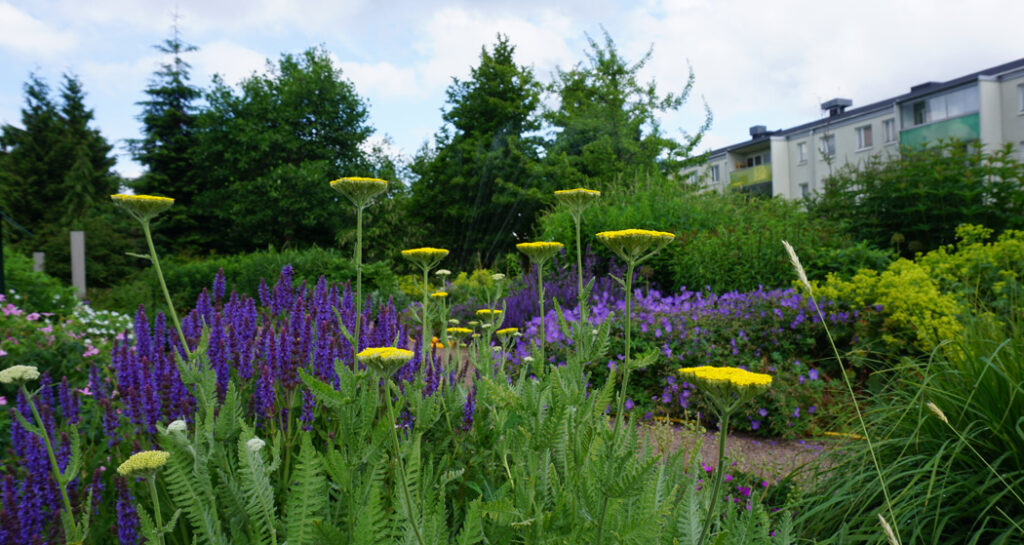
[
  {"left": 117, "top": 450, "right": 170, "bottom": 477},
  {"left": 401, "top": 247, "right": 450, "bottom": 270},
  {"left": 781, "top": 240, "right": 811, "bottom": 293},
  {"left": 0, "top": 364, "right": 40, "bottom": 385},
  {"left": 110, "top": 194, "right": 174, "bottom": 223},
  {"left": 329, "top": 176, "right": 388, "bottom": 208},
  {"left": 516, "top": 241, "right": 564, "bottom": 264},
  {"left": 596, "top": 229, "right": 675, "bottom": 263}
]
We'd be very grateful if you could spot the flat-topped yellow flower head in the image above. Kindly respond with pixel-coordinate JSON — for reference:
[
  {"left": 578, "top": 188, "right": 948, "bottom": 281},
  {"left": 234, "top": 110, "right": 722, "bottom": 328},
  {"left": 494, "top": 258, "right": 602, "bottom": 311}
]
[
  {"left": 117, "top": 450, "right": 170, "bottom": 478},
  {"left": 357, "top": 346, "right": 415, "bottom": 378},
  {"left": 555, "top": 187, "right": 601, "bottom": 218},
  {"left": 516, "top": 241, "right": 564, "bottom": 264},
  {"left": 495, "top": 327, "right": 519, "bottom": 337},
  {"left": 401, "top": 247, "right": 450, "bottom": 270},
  {"left": 330, "top": 177, "right": 388, "bottom": 208},
  {"left": 111, "top": 194, "right": 174, "bottom": 223},
  {"left": 678, "top": 366, "right": 772, "bottom": 409},
  {"left": 596, "top": 229, "right": 675, "bottom": 263},
  {"left": 475, "top": 309, "right": 501, "bottom": 318},
  {"left": 447, "top": 327, "right": 473, "bottom": 336},
  {"left": 430, "top": 291, "right": 448, "bottom": 299}
]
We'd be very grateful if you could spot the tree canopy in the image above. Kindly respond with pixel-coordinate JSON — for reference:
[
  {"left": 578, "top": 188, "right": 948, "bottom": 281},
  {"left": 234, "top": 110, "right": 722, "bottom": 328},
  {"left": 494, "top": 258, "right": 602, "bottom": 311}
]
[
  {"left": 544, "top": 30, "right": 710, "bottom": 189},
  {"left": 408, "top": 35, "right": 549, "bottom": 270}
]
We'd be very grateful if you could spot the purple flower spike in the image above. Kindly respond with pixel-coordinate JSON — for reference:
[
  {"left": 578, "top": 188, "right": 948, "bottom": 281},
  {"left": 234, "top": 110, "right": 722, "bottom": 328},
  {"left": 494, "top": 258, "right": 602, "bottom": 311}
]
[{"left": 461, "top": 387, "right": 477, "bottom": 431}]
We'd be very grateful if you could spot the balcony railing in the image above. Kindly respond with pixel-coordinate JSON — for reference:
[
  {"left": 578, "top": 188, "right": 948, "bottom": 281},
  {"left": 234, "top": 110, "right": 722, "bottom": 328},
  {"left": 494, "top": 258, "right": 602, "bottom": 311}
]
[{"left": 729, "top": 164, "right": 772, "bottom": 188}]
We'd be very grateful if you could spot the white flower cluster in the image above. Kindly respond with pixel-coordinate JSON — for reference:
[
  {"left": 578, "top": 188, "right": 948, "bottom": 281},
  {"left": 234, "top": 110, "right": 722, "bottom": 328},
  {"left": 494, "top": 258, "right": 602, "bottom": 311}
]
[{"left": 72, "top": 303, "right": 134, "bottom": 345}]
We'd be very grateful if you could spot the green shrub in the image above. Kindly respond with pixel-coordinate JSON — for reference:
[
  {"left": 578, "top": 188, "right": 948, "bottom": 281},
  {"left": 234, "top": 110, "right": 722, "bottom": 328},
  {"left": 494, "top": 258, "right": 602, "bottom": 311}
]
[
  {"left": 807, "top": 140, "right": 1024, "bottom": 257},
  {"left": 91, "top": 246, "right": 400, "bottom": 314},
  {"left": 2, "top": 248, "right": 78, "bottom": 315},
  {"left": 536, "top": 178, "right": 890, "bottom": 293}
]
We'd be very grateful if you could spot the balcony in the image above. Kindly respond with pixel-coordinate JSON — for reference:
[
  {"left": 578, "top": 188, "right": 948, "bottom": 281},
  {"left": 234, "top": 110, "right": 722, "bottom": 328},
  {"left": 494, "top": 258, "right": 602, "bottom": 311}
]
[
  {"left": 729, "top": 164, "right": 772, "bottom": 189},
  {"left": 900, "top": 113, "right": 979, "bottom": 148}
]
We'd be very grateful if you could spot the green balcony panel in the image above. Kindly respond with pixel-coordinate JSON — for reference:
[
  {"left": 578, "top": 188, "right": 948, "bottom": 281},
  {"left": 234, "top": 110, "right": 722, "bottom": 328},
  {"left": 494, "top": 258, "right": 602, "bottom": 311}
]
[
  {"left": 900, "top": 113, "right": 979, "bottom": 148},
  {"left": 729, "top": 164, "right": 772, "bottom": 188}
]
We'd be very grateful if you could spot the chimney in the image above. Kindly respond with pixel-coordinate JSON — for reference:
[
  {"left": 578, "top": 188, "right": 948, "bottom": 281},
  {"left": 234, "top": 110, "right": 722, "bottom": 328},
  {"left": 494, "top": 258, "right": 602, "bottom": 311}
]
[
  {"left": 749, "top": 125, "right": 768, "bottom": 138},
  {"left": 820, "top": 98, "right": 852, "bottom": 117}
]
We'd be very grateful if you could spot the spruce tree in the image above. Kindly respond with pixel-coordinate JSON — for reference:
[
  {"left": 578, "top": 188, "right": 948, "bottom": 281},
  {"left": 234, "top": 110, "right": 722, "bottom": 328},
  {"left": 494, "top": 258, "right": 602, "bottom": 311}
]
[{"left": 127, "top": 25, "right": 202, "bottom": 248}]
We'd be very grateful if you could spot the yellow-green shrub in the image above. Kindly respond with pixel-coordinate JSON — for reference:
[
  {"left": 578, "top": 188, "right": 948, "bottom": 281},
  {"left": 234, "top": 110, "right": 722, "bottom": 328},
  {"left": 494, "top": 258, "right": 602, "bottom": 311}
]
[
  {"left": 815, "top": 224, "right": 1023, "bottom": 354},
  {"left": 815, "top": 260, "right": 963, "bottom": 352}
]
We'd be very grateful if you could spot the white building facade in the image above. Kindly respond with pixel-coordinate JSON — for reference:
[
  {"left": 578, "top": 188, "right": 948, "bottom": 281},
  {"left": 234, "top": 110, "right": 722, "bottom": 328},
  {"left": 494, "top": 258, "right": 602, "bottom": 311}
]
[{"left": 689, "top": 58, "right": 1024, "bottom": 198}]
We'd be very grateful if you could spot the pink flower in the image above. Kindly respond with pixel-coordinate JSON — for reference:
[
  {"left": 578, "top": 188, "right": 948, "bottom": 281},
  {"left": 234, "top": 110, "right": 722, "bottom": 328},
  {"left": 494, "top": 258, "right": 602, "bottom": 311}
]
[
  {"left": 2, "top": 304, "right": 23, "bottom": 316},
  {"left": 0, "top": 348, "right": 6, "bottom": 357},
  {"left": 0, "top": 396, "right": 6, "bottom": 406},
  {"left": 39, "top": 324, "right": 54, "bottom": 334},
  {"left": 75, "top": 387, "right": 93, "bottom": 396},
  {"left": 26, "top": 312, "right": 41, "bottom": 321},
  {"left": 82, "top": 345, "right": 100, "bottom": 358}
]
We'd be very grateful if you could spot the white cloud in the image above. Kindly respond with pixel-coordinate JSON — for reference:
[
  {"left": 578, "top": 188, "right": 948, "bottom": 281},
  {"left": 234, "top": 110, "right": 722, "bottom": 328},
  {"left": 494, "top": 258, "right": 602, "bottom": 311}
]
[
  {"left": 191, "top": 40, "right": 269, "bottom": 85},
  {"left": 0, "top": 2, "right": 77, "bottom": 58},
  {"left": 338, "top": 60, "right": 420, "bottom": 99}
]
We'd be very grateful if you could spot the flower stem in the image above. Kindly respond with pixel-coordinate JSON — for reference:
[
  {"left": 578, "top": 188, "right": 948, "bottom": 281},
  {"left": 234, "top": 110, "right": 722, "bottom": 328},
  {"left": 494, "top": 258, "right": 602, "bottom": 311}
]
[
  {"left": 698, "top": 408, "right": 730, "bottom": 545},
  {"left": 575, "top": 214, "right": 586, "bottom": 323},
  {"left": 354, "top": 205, "right": 364, "bottom": 363},
  {"left": 142, "top": 221, "right": 190, "bottom": 360},
  {"left": 21, "top": 385, "right": 80, "bottom": 543},
  {"left": 613, "top": 260, "right": 636, "bottom": 437},
  {"left": 383, "top": 380, "right": 426, "bottom": 545},
  {"left": 537, "top": 262, "right": 546, "bottom": 375},
  {"left": 420, "top": 267, "right": 430, "bottom": 366},
  {"left": 147, "top": 475, "right": 166, "bottom": 545}
]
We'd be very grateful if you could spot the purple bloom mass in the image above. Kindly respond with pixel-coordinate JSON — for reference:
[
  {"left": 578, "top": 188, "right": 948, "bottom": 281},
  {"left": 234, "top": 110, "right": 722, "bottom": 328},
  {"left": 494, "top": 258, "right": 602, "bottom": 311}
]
[{"left": 461, "top": 387, "right": 477, "bottom": 431}]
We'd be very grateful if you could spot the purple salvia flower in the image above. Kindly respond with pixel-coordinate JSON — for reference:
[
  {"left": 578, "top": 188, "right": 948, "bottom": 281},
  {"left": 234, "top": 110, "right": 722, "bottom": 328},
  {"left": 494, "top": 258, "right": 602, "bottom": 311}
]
[
  {"left": 212, "top": 267, "right": 226, "bottom": 304},
  {"left": 258, "top": 277, "right": 273, "bottom": 309},
  {"left": 461, "top": 387, "right": 477, "bottom": 431},
  {"left": 133, "top": 305, "right": 151, "bottom": 362},
  {"left": 209, "top": 313, "right": 229, "bottom": 400},
  {"left": 58, "top": 376, "right": 79, "bottom": 424},
  {"left": 255, "top": 365, "right": 275, "bottom": 419},
  {"left": 300, "top": 389, "right": 316, "bottom": 432},
  {"left": 116, "top": 477, "right": 140, "bottom": 545},
  {"left": 196, "top": 288, "right": 214, "bottom": 328},
  {"left": 273, "top": 265, "right": 294, "bottom": 316}
]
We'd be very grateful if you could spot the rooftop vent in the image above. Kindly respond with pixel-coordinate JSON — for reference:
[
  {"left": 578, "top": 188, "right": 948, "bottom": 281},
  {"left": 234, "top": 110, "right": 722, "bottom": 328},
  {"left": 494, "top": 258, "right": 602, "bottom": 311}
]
[
  {"left": 749, "top": 125, "right": 768, "bottom": 138},
  {"left": 910, "top": 81, "right": 941, "bottom": 93},
  {"left": 821, "top": 98, "right": 852, "bottom": 117}
]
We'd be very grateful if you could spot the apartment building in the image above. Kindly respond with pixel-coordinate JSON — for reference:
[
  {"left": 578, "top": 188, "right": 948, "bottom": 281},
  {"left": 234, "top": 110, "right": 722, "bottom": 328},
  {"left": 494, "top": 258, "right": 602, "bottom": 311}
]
[{"left": 689, "top": 57, "right": 1024, "bottom": 199}]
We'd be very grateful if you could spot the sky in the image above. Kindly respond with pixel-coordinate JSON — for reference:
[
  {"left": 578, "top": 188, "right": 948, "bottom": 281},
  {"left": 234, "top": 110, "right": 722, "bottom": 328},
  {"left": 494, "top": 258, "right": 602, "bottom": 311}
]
[{"left": 1, "top": 0, "right": 1022, "bottom": 179}]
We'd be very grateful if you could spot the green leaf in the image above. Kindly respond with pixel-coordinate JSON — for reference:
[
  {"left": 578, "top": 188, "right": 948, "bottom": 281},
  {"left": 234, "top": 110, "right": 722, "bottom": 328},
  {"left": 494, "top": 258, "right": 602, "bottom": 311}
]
[{"left": 284, "top": 434, "right": 327, "bottom": 545}]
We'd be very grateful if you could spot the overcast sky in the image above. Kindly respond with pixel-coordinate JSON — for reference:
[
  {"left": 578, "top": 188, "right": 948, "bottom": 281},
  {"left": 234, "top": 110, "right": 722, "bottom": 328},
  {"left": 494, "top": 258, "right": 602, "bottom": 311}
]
[{"left": 2, "top": 0, "right": 1022, "bottom": 179}]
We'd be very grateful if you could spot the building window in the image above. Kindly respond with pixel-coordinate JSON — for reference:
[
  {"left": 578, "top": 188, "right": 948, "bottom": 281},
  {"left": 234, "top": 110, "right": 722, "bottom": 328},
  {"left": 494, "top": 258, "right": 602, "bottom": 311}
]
[
  {"left": 856, "top": 125, "right": 873, "bottom": 150},
  {"left": 710, "top": 164, "right": 720, "bottom": 183},
  {"left": 883, "top": 119, "right": 897, "bottom": 143},
  {"left": 820, "top": 134, "right": 836, "bottom": 157},
  {"left": 799, "top": 183, "right": 809, "bottom": 197},
  {"left": 797, "top": 142, "right": 807, "bottom": 163},
  {"left": 901, "top": 85, "right": 979, "bottom": 128},
  {"left": 1019, "top": 84, "right": 1024, "bottom": 113}
]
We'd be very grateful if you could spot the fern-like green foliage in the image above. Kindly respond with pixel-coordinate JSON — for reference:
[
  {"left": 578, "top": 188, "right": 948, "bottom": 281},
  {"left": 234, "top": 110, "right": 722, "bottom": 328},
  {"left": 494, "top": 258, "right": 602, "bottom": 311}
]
[
  {"left": 283, "top": 434, "right": 327, "bottom": 545},
  {"left": 237, "top": 425, "right": 279, "bottom": 545}
]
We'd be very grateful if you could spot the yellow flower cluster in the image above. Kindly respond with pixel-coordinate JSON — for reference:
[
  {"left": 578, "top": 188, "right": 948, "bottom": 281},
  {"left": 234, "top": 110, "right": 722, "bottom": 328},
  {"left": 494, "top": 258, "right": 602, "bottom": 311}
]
[
  {"left": 554, "top": 187, "right": 601, "bottom": 216},
  {"left": 0, "top": 365, "right": 40, "bottom": 385},
  {"left": 475, "top": 309, "right": 501, "bottom": 317},
  {"left": 447, "top": 327, "right": 473, "bottom": 336},
  {"left": 430, "top": 291, "right": 449, "bottom": 299},
  {"left": 111, "top": 194, "right": 175, "bottom": 222},
  {"left": 596, "top": 229, "right": 676, "bottom": 262},
  {"left": 329, "top": 177, "right": 389, "bottom": 207},
  {"left": 356, "top": 346, "right": 415, "bottom": 377},
  {"left": 516, "top": 241, "right": 564, "bottom": 263},
  {"left": 678, "top": 366, "right": 773, "bottom": 388},
  {"left": 496, "top": 327, "right": 519, "bottom": 336},
  {"left": 401, "top": 247, "right": 450, "bottom": 269},
  {"left": 117, "top": 450, "right": 170, "bottom": 477}
]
